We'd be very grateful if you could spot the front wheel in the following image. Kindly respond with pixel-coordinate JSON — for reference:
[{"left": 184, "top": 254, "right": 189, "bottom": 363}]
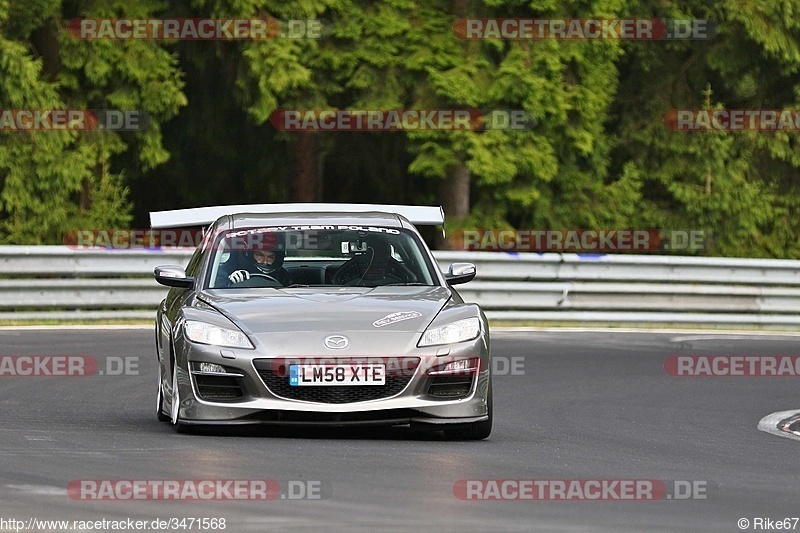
[{"left": 444, "top": 378, "right": 493, "bottom": 441}]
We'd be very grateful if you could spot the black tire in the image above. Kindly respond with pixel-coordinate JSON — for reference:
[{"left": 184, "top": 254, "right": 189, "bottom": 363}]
[
  {"left": 170, "top": 358, "right": 189, "bottom": 433},
  {"left": 156, "top": 363, "right": 170, "bottom": 422},
  {"left": 156, "top": 326, "right": 170, "bottom": 422},
  {"left": 445, "top": 378, "right": 493, "bottom": 441}
]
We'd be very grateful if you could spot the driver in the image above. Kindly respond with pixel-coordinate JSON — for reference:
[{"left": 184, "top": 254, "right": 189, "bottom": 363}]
[{"left": 227, "top": 233, "right": 293, "bottom": 287}]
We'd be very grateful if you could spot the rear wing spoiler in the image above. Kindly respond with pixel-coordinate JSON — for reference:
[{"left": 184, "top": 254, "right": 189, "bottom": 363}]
[{"left": 150, "top": 203, "right": 445, "bottom": 229}]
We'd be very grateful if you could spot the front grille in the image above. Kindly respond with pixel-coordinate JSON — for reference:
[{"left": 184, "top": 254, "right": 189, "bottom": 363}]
[
  {"left": 246, "top": 408, "right": 419, "bottom": 424},
  {"left": 427, "top": 376, "right": 473, "bottom": 398},
  {"left": 253, "top": 358, "right": 419, "bottom": 404},
  {"left": 194, "top": 375, "right": 245, "bottom": 402}
]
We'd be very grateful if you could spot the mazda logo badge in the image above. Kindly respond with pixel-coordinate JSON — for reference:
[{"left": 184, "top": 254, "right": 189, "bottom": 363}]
[{"left": 324, "top": 335, "right": 349, "bottom": 350}]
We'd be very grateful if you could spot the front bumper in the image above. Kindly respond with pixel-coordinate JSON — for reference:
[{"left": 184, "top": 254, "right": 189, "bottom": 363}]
[
  {"left": 178, "top": 413, "right": 489, "bottom": 428},
  {"left": 171, "top": 331, "right": 490, "bottom": 427}
]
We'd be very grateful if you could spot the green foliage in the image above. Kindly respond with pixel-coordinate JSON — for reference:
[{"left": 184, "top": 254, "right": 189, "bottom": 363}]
[
  {"left": 0, "top": 0, "right": 185, "bottom": 243},
  {"left": 1, "top": 0, "right": 799, "bottom": 257},
  {"left": 612, "top": 0, "right": 800, "bottom": 256}
]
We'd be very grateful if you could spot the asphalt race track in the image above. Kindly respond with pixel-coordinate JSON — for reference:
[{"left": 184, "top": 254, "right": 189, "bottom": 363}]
[{"left": 1, "top": 328, "right": 799, "bottom": 532}]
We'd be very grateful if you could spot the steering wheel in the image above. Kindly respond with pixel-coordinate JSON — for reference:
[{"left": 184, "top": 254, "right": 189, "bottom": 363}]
[
  {"left": 230, "top": 272, "right": 282, "bottom": 287},
  {"left": 249, "top": 273, "right": 281, "bottom": 284}
]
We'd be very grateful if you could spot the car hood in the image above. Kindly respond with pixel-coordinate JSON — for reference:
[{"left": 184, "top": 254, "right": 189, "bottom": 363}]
[{"left": 199, "top": 286, "right": 451, "bottom": 334}]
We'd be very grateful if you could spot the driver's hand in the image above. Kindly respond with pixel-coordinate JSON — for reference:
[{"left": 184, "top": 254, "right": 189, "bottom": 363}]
[{"left": 228, "top": 270, "right": 250, "bottom": 284}]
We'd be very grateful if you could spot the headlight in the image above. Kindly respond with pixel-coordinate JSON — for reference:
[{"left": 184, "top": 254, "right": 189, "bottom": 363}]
[
  {"left": 418, "top": 317, "right": 481, "bottom": 347},
  {"left": 184, "top": 320, "right": 254, "bottom": 349}
]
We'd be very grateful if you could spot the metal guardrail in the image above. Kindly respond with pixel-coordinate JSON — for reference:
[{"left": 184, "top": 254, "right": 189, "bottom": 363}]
[{"left": 1, "top": 246, "right": 799, "bottom": 328}]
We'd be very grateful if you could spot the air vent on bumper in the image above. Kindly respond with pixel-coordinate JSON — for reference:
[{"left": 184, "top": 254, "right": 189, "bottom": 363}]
[{"left": 190, "top": 362, "right": 245, "bottom": 402}]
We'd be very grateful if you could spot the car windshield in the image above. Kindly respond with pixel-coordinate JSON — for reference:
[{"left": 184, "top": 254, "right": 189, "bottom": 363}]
[{"left": 206, "top": 225, "right": 438, "bottom": 289}]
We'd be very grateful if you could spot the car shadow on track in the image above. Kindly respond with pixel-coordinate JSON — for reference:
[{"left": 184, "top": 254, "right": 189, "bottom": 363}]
[{"left": 173, "top": 424, "right": 452, "bottom": 441}]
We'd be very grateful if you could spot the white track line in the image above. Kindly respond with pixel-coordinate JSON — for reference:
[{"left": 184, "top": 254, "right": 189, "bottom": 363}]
[
  {"left": 5, "top": 484, "right": 66, "bottom": 496},
  {"left": 492, "top": 327, "right": 800, "bottom": 336},
  {"left": 758, "top": 409, "right": 800, "bottom": 442},
  {"left": 0, "top": 325, "right": 153, "bottom": 331}
]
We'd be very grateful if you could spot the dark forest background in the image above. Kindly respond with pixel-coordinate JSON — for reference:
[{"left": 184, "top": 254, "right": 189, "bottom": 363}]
[{"left": 1, "top": 0, "right": 799, "bottom": 256}]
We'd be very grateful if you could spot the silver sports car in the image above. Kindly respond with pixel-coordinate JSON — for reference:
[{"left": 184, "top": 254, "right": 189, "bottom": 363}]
[{"left": 152, "top": 204, "right": 492, "bottom": 439}]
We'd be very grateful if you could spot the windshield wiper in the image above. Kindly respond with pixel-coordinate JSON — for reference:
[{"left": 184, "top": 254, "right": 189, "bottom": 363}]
[{"left": 384, "top": 282, "right": 431, "bottom": 286}]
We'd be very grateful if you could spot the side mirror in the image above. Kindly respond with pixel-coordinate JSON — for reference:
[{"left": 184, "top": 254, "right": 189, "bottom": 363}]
[
  {"left": 154, "top": 265, "right": 195, "bottom": 289},
  {"left": 444, "top": 263, "right": 476, "bottom": 285}
]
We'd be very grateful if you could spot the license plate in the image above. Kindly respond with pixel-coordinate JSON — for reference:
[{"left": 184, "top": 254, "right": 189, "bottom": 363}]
[{"left": 289, "top": 364, "right": 386, "bottom": 386}]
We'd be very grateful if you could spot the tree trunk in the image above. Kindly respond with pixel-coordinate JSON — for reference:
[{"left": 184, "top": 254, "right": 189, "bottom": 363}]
[
  {"left": 30, "top": 21, "right": 62, "bottom": 80},
  {"left": 436, "top": 0, "right": 472, "bottom": 248},
  {"left": 437, "top": 163, "right": 470, "bottom": 249},
  {"left": 288, "top": 132, "right": 321, "bottom": 201}
]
